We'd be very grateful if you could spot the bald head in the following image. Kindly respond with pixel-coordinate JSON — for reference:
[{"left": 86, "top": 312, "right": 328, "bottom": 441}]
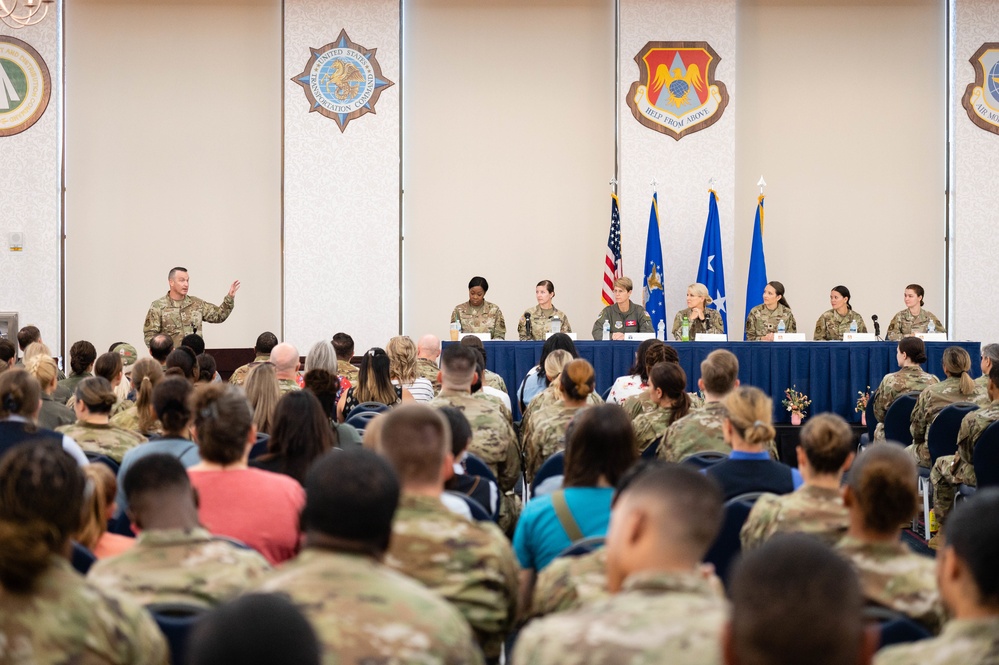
[
  {"left": 417, "top": 335, "right": 441, "bottom": 360},
  {"left": 270, "top": 343, "right": 300, "bottom": 378}
]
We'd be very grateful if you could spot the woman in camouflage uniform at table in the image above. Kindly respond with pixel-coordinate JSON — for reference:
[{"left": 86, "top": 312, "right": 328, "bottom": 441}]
[
  {"left": 885, "top": 284, "right": 946, "bottom": 341},
  {"left": 451, "top": 276, "right": 507, "bottom": 339},
  {"left": 519, "top": 279, "right": 573, "bottom": 340},
  {"left": 745, "top": 281, "right": 796, "bottom": 341},
  {"left": 871, "top": 336, "right": 939, "bottom": 443},
  {"left": 813, "top": 285, "right": 867, "bottom": 341}
]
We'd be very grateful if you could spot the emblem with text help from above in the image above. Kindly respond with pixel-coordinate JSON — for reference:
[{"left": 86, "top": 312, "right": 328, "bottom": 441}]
[
  {"left": 962, "top": 43, "right": 999, "bottom": 136},
  {"left": 292, "top": 29, "right": 394, "bottom": 133},
  {"left": 0, "top": 36, "right": 51, "bottom": 138},
  {"left": 627, "top": 41, "right": 729, "bottom": 141}
]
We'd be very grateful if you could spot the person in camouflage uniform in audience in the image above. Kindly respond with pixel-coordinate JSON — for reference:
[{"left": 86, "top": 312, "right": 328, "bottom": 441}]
[
  {"left": 415, "top": 334, "right": 443, "bottom": 393},
  {"left": 255, "top": 449, "right": 483, "bottom": 665},
  {"left": 58, "top": 376, "right": 147, "bottom": 462},
  {"left": 229, "top": 331, "right": 278, "bottom": 386},
  {"left": 332, "top": 332, "right": 360, "bottom": 386},
  {"left": 871, "top": 336, "right": 939, "bottom": 443},
  {"left": 452, "top": 276, "right": 506, "bottom": 339},
  {"left": 524, "top": 360, "right": 596, "bottom": 481},
  {"left": 741, "top": 414, "right": 854, "bottom": 550},
  {"left": 87, "top": 454, "right": 271, "bottom": 607},
  {"left": 459, "top": 336, "right": 508, "bottom": 394},
  {"left": 632, "top": 363, "right": 691, "bottom": 455},
  {"left": 375, "top": 405, "right": 518, "bottom": 663},
  {"left": 143, "top": 267, "right": 238, "bottom": 349},
  {"left": 908, "top": 346, "right": 987, "bottom": 467},
  {"left": 529, "top": 548, "right": 608, "bottom": 619},
  {"left": 514, "top": 465, "right": 727, "bottom": 665},
  {"left": 974, "top": 343, "right": 998, "bottom": 391},
  {"left": 521, "top": 352, "right": 603, "bottom": 450}
]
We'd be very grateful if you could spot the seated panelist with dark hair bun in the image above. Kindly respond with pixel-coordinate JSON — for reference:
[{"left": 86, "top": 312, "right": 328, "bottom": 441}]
[
  {"left": 519, "top": 280, "right": 572, "bottom": 341},
  {"left": 590, "top": 277, "right": 654, "bottom": 340},
  {"left": 885, "top": 284, "right": 946, "bottom": 341},
  {"left": 745, "top": 281, "right": 796, "bottom": 341},
  {"left": 450, "top": 276, "right": 506, "bottom": 339},
  {"left": 813, "top": 285, "right": 867, "bottom": 341}
]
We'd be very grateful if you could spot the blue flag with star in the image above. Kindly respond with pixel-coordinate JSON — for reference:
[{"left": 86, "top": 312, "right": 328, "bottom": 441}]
[
  {"left": 744, "top": 195, "right": 768, "bottom": 339},
  {"left": 643, "top": 192, "right": 667, "bottom": 333},
  {"left": 696, "top": 190, "right": 727, "bottom": 333}
]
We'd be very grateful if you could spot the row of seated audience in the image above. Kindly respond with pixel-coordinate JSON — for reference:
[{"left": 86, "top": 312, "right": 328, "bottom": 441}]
[{"left": 0, "top": 322, "right": 997, "bottom": 664}]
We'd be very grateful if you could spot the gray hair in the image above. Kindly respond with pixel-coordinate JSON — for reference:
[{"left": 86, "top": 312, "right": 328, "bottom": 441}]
[
  {"left": 305, "top": 340, "right": 338, "bottom": 374},
  {"left": 983, "top": 343, "right": 999, "bottom": 366}
]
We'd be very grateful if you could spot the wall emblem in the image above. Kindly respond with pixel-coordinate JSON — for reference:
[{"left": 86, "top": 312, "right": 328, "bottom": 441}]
[
  {"left": 0, "top": 37, "right": 51, "bottom": 138},
  {"left": 627, "top": 41, "right": 729, "bottom": 140},
  {"left": 292, "top": 29, "right": 394, "bottom": 133},
  {"left": 962, "top": 43, "right": 999, "bottom": 136}
]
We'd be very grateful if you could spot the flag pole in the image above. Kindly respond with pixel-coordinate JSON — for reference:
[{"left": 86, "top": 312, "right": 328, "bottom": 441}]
[{"left": 609, "top": 177, "right": 618, "bottom": 195}]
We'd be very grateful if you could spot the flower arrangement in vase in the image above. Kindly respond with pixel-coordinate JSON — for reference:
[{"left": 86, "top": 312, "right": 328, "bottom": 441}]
[
  {"left": 782, "top": 386, "right": 811, "bottom": 425},
  {"left": 855, "top": 387, "right": 870, "bottom": 426}
]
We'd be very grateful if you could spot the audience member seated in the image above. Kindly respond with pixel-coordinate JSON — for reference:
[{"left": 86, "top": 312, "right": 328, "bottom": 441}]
[
  {"left": 24, "top": 354, "right": 74, "bottom": 430},
  {"left": 109, "top": 342, "right": 139, "bottom": 405},
  {"left": 0, "top": 338, "right": 15, "bottom": 373},
  {"left": 376, "top": 404, "right": 518, "bottom": 662},
  {"left": 874, "top": 488, "right": 999, "bottom": 665},
  {"left": 469, "top": 351, "right": 513, "bottom": 414},
  {"left": 303, "top": 339, "right": 337, "bottom": 376},
  {"left": 58, "top": 376, "right": 147, "bottom": 463},
  {"left": 632, "top": 361, "right": 691, "bottom": 454},
  {"left": 338, "top": 347, "right": 412, "bottom": 421},
  {"left": 164, "top": 347, "right": 200, "bottom": 384},
  {"left": 148, "top": 333, "right": 174, "bottom": 366},
  {"left": 515, "top": 404, "right": 638, "bottom": 601},
  {"left": 458, "top": 336, "right": 507, "bottom": 393},
  {"left": 515, "top": 464, "right": 726, "bottom": 665},
  {"left": 250, "top": 391, "right": 336, "bottom": 485},
  {"left": 229, "top": 331, "right": 278, "bottom": 386},
  {"left": 270, "top": 343, "right": 301, "bottom": 395},
  {"left": 22, "top": 339, "right": 72, "bottom": 403},
  {"left": 415, "top": 334, "right": 442, "bottom": 393},
  {"left": 196, "top": 352, "right": 217, "bottom": 384},
  {"left": 741, "top": 413, "right": 853, "bottom": 549},
  {"left": 66, "top": 351, "right": 125, "bottom": 412},
  {"left": 254, "top": 449, "right": 483, "bottom": 664},
  {"left": 525, "top": 359, "right": 596, "bottom": 482},
  {"left": 302, "top": 368, "right": 362, "bottom": 450},
  {"left": 836, "top": 443, "right": 945, "bottom": 633},
  {"left": 110, "top": 357, "right": 164, "bottom": 435},
  {"left": 606, "top": 338, "right": 661, "bottom": 405},
  {"left": 186, "top": 383, "right": 305, "bottom": 564},
  {"left": 726, "top": 534, "right": 876, "bottom": 665},
  {"left": 0, "top": 369, "right": 88, "bottom": 465},
  {"left": 245, "top": 362, "right": 280, "bottom": 435},
  {"left": 871, "top": 336, "right": 939, "bottom": 443},
  {"left": 89, "top": 454, "right": 271, "bottom": 607},
  {"left": 620, "top": 342, "right": 682, "bottom": 420},
  {"left": 519, "top": 349, "right": 574, "bottom": 446},
  {"left": 441, "top": 405, "right": 499, "bottom": 518},
  {"left": 58, "top": 339, "right": 96, "bottom": 395},
  {"left": 974, "top": 343, "right": 998, "bottom": 390},
  {"left": 76, "top": 463, "right": 135, "bottom": 559},
  {"left": 332, "top": 332, "right": 359, "bottom": 386},
  {"left": 705, "top": 386, "right": 802, "bottom": 500},
  {"left": 0, "top": 443, "right": 169, "bottom": 663},
  {"left": 387, "top": 335, "right": 435, "bottom": 402},
  {"left": 14, "top": 326, "right": 62, "bottom": 379},
  {"left": 517, "top": 333, "right": 578, "bottom": 409}
]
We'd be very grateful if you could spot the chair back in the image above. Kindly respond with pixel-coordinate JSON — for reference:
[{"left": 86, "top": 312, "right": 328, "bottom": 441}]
[
  {"left": 247, "top": 432, "right": 270, "bottom": 460},
  {"left": 530, "top": 451, "right": 565, "bottom": 498},
  {"left": 462, "top": 453, "right": 499, "bottom": 486},
  {"left": 681, "top": 450, "right": 730, "bottom": 470},
  {"left": 344, "top": 410, "right": 381, "bottom": 433},
  {"left": 882, "top": 392, "right": 920, "bottom": 446},
  {"left": 353, "top": 401, "right": 391, "bottom": 415},
  {"left": 84, "top": 451, "right": 120, "bottom": 475},
  {"left": 863, "top": 606, "right": 932, "bottom": 649},
  {"left": 443, "top": 490, "right": 493, "bottom": 522},
  {"left": 973, "top": 420, "right": 999, "bottom": 488},
  {"left": 927, "top": 402, "right": 978, "bottom": 463},
  {"left": 703, "top": 492, "right": 764, "bottom": 587},
  {"left": 147, "top": 602, "right": 209, "bottom": 665},
  {"left": 640, "top": 441, "right": 659, "bottom": 460},
  {"left": 864, "top": 391, "right": 877, "bottom": 440},
  {"left": 556, "top": 536, "right": 605, "bottom": 559},
  {"left": 70, "top": 541, "right": 96, "bottom": 575}
]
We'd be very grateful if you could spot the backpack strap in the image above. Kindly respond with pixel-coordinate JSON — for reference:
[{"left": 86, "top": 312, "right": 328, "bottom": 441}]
[{"left": 551, "top": 490, "right": 583, "bottom": 542}]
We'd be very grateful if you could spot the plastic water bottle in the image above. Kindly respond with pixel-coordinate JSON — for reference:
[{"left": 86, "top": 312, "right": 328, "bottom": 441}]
[
  {"left": 551, "top": 314, "right": 562, "bottom": 333},
  {"left": 602, "top": 318, "right": 610, "bottom": 341},
  {"left": 777, "top": 319, "right": 786, "bottom": 335},
  {"left": 657, "top": 320, "right": 665, "bottom": 341},
  {"left": 681, "top": 316, "right": 690, "bottom": 342},
  {"left": 927, "top": 319, "right": 936, "bottom": 334},
  {"left": 849, "top": 319, "right": 858, "bottom": 334}
]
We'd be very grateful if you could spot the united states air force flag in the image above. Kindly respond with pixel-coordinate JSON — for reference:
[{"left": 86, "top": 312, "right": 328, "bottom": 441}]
[
  {"left": 744, "top": 195, "right": 768, "bottom": 339},
  {"left": 696, "top": 190, "right": 727, "bottom": 332},
  {"left": 643, "top": 192, "right": 667, "bottom": 332}
]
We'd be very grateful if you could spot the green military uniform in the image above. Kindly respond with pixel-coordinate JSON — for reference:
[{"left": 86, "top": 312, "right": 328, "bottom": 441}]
[
  {"left": 452, "top": 301, "right": 506, "bottom": 339},
  {"left": 671, "top": 307, "right": 724, "bottom": 341},
  {"left": 87, "top": 527, "right": 271, "bottom": 608},
  {"left": 143, "top": 292, "right": 235, "bottom": 348},
  {"left": 908, "top": 377, "right": 988, "bottom": 466},
  {"left": 474, "top": 391, "right": 513, "bottom": 424},
  {"left": 57, "top": 372, "right": 92, "bottom": 397},
  {"left": 278, "top": 378, "right": 301, "bottom": 395},
  {"left": 525, "top": 404, "right": 586, "bottom": 482},
  {"left": 37, "top": 392, "right": 75, "bottom": 430},
  {"left": 483, "top": 369, "right": 507, "bottom": 394},
  {"left": 518, "top": 305, "right": 573, "bottom": 341},
  {"left": 111, "top": 397, "right": 134, "bottom": 418},
  {"left": 872, "top": 365, "right": 939, "bottom": 443},
  {"left": 110, "top": 406, "right": 163, "bottom": 436},
  {"left": 744, "top": 303, "right": 796, "bottom": 341},
  {"left": 740, "top": 485, "right": 849, "bottom": 550},
  {"left": 521, "top": 384, "right": 602, "bottom": 448},
  {"left": 931, "top": 399, "right": 999, "bottom": 523},
  {"left": 632, "top": 405, "right": 676, "bottom": 454},
  {"left": 256, "top": 549, "right": 483, "bottom": 665},
  {"left": 813, "top": 309, "right": 867, "bottom": 341},
  {"left": 622, "top": 391, "right": 655, "bottom": 421},
  {"left": 975, "top": 373, "right": 989, "bottom": 390},
  {"left": 835, "top": 535, "right": 945, "bottom": 634},
  {"left": 415, "top": 357, "right": 441, "bottom": 393},
  {"left": 590, "top": 302, "right": 654, "bottom": 340},
  {"left": 529, "top": 548, "right": 608, "bottom": 620},
  {"left": 0, "top": 556, "right": 169, "bottom": 665},
  {"left": 384, "top": 495, "right": 519, "bottom": 661},
  {"left": 514, "top": 570, "right": 727, "bottom": 665},
  {"left": 229, "top": 353, "right": 270, "bottom": 386},
  {"left": 874, "top": 617, "right": 999, "bottom": 665},
  {"left": 57, "top": 421, "right": 147, "bottom": 463},
  {"left": 656, "top": 401, "right": 777, "bottom": 462},
  {"left": 337, "top": 359, "right": 359, "bottom": 386},
  {"left": 885, "top": 308, "right": 946, "bottom": 341}
]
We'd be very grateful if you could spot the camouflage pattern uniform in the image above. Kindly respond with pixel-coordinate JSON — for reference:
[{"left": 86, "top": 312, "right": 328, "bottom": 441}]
[
  {"left": 885, "top": 309, "right": 946, "bottom": 341},
  {"left": 525, "top": 404, "right": 586, "bottom": 481},
  {"left": 740, "top": 485, "right": 849, "bottom": 550},
  {"left": 0, "top": 556, "right": 169, "bottom": 665},
  {"left": 975, "top": 373, "right": 989, "bottom": 390},
  {"left": 452, "top": 301, "right": 507, "bottom": 339},
  {"left": 744, "top": 303, "right": 796, "bottom": 341},
  {"left": 87, "top": 527, "right": 271, "bottom": 608},
  {"left": 514, "top": 570, "right": 727, "bottom": 665},
  {"left": 590, "top": 302, "right": 654, "bottom": 340},
  {"left": 255, "top": 549, "right": 483, "bottom": 665},
  {"left": 529, "top": 548, "right": 608, "bottom": 619},
  {"left": 58, "top": 372, "right": 92, "bottom": 399},
  {"left": 483, "top": 369, "right": 507, "bottom": 395},
  {"left": 656, "top": 401, "right": 777, "bottom": 462},
  {"left": 931, "top": 399, "right": 999, "bottom": 523},
  {"left": 632, "top": 405, "right": 676, "bottom": 454},
  {"left": 229, "top": 353, "right": 270, "bottom": 386},
  {"left": 415, "top": 357, "right": 441, "bottom": 393},
  {"left": 338, "top": 359, "right": 359, "bottom": 386},
  {"left": 872, "top": 365, "right": 939, "bottom": 443},
  {"left": 384, "top": 495, "right": 519, "bottom": 661},
  {"left": 278, "top": 378, "right": 301, "bottom": 395},
  {"left": 521, "top": 385, "right": 603, "bottom": 450},
  {"left": 874, "top": 617, "right": 999, "bottom": 665},
  {"left": 111, "top": 398, "right": 134, "bottom": 418},
  {"left": 142, "top": 292, "right": 235, "bottom": 348},
  {"left": 518, "top": 305, "right": 573, "bottom": 341},
  {"left": 622, "top": 391, "right": 655, "bottom": 421},
  {"left": 908, "top": 377, "right": 989, "bottom": 467},
  {"left": 56, "top": 421, "right": 147, "bottom": 463},
  {"left": 109, "top": 406, "right": 163, "bottom": 436},
  {"left": 835, "top": 535, "right": 945, "bottom": 634},
  {"left": 474, "top": 391, "right": 514, "bottom": 424},
  {"left": 812, "top": 309, "right": 867, "bottom": 341},
  {"left": 671, "top": 307, "right": 724, "bottom": 341}
]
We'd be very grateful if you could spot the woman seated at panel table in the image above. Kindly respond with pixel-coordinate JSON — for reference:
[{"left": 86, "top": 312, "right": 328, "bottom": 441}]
[
  {"left": 885, "top": 284, "right": 946, "bottom": 341},
  {"left": 671, "top": 282, "right": 724, "bottom": 341},
  {"left": 745, "top": 281, "right": 796, "bottom": 341},
  {"left": 451, "top": 276, "right": 506, "bottom": 339},
  {"left": 590, "top": 277, "right": 654, "bottom": 340},
  {"left": 519, "top": 280, "right": 573, "bottom": 341},
  {"left": 813, "top": 285, "right": 867, "bottom": 341}
]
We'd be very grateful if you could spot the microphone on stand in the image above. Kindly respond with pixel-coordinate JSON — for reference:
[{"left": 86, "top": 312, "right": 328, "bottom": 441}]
[{"left": 872, "top": 314, "right": 881, "bottom": 340}]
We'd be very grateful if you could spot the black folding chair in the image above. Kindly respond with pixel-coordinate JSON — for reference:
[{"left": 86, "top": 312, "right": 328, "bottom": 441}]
[
  {"left": 703, "top": 491, "right": 764, "bottom": 588},
  {"left": 882, "top": 392, "right": 920, "bottom": 447}
]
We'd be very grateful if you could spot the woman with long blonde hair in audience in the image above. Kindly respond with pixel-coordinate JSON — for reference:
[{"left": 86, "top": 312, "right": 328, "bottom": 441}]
[
  {"left": 386, "top": 336, "right": 434, "bottom": 403},
  {"left": 245, "top": 362, "right": 280, "bottom": 435},
  {"left": 25, "top": 354, "right": 74, "bottom": 430},
  {"left": 337, "top": 348, "right": 414, "bottom": 422},
  {"left": 23, "top": 340, "right": 72, "bottom": 404},
  {"left": 75, "top": 463, "right": 135, "bottom": 558},
  {"left": 525, "top": 358, "right": 597, "bottom": 482},
  {"left": 58, "top": 376, "right": 147, "bottom": 463},
  {"left": 110, "top": 357, "right": 164, "bottom": 436}
]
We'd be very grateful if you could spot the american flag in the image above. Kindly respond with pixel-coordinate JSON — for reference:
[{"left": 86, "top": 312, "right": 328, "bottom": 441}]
[{"left": 602, "top": 193, "right": 623, "bottom": 306}]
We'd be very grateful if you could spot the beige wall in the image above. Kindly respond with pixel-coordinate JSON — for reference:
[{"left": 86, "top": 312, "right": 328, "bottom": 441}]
[
  {"left": 734, "top": 0, "right": 946, "bottom": 340},
  {"left": 401, "top": 0, "right": 616, "bottom": 341},
  {"left": 64, "top": 0, "right": 282, "bottom": 355}
]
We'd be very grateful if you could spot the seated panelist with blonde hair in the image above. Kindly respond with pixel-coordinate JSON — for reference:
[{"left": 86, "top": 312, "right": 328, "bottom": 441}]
[{"left": 672, "top": 282, "right": 724, "bottom": 341}]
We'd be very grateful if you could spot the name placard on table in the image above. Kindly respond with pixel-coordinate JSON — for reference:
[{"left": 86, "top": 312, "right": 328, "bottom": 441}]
[
  {"left": 773, "top": 333, "right": 806, "bottom": 342},
  {"left": 842, "top": 332, "right": 876, "bottom": 342}
]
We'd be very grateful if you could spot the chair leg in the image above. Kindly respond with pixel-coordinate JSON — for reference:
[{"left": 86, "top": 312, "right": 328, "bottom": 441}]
[{"left": 918, "top": 477, "right": 932, "bottom": 539}]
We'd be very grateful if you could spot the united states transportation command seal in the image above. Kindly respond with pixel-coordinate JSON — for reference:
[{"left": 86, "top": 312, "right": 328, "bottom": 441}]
[
  {"left": 0, "top": 36, "right": 51, "bottom": 137},
  {"left": 292, "top": 29, "right": 394, "bottom": 133}
]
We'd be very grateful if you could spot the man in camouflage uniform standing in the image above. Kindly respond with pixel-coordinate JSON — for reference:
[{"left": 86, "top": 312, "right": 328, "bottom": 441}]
[
  {"left": 229, "top": 331, "right": 278, "bottom": 386},
  {"left": 376, "top": 405, "right": 518, "bottom": 664},
  {"left": 514, "top": 464, "right": 727, "bottom": 665},
  {"left": 88, "top": 454, "right": 271, "bottom": 607},
  {"left": 143, "top": 267, "right": 239, "bottom": 349}
]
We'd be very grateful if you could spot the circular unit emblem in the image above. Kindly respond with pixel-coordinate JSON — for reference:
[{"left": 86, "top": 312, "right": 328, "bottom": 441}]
[{"left": 0, "top": 36, "right": 51, "bottom": 137}]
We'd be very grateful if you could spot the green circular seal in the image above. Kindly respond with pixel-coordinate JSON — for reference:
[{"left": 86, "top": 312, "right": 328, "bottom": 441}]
[{"left": 0, "top": 36, "right": 51, "bottom": 137}]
